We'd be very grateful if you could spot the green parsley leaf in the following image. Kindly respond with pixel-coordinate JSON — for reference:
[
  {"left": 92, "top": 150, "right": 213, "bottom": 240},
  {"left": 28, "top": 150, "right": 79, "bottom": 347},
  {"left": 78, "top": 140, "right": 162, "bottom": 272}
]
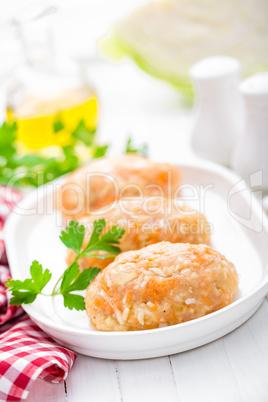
[
  {"left": 60, "top": 265, "right": 100, "bottom": 310},
  {"left": 93, "top": 144, "right": 109, "bottom": 158},
  {"left": 8, "top": 290, "right": 38, "bottom": 305},
  {"left": 82, "top": 219, "right": 125, "bottom": 257},
  {"left": 62, "top": 267, "right": 100, "bottom": 293},
  {"left": 62, "top": 293, "right": 86, "bottom": 311},
  {"left": 5, "top": 261, "right": 52, "bottom": 305},
  {"left": 60, "top": 262, "right": 80, "bottom": 293},
  {"left": 5, "top": 278, "right": 37, "bottom": 293},
  {"left": 87, "top": 243, "right": 120, "bottom": 255},
  {"left": 0, "top": 122, "right": 17, "bottom": 160},
  {"left": 72, "top": 120, "right": 96, "bottom": 146},
  {"left": 53, "top": 119, "right": 65, "bottom": 133},
  {"left": 85, "top": 219, "right": 106, "bottom": 248},
  {"left": 125, "top": 137, "right": 148, "bottom": 157},
  {"left": 60, "top": 221, "right": 86, "bottom": 254},
  {"left": 100, "top": 226, "right": 125, "bottom": 244},
  {"left": 30, "top": 261, "right": 52, "bottom": 291},
  {"left": 85, "top": 254, "right": 118, "bottom": 259}
]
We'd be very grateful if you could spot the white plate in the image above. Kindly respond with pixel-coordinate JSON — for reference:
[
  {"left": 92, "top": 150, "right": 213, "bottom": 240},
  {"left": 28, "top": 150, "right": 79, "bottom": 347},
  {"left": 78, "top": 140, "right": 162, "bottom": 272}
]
[{"left": 4, "top": 161, "right": 268, "bottom": 360}]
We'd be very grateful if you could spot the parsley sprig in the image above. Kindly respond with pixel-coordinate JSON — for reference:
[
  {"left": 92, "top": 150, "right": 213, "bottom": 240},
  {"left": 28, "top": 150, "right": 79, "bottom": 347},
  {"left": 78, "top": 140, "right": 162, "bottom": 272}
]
[
  {"left": 5, "top": 219, "right": 125, "bottom": 311},
  {"left": 0, "top": 120, "right": 108, "bottom": 188},
  {"left": 125, "top": 137, "right": 148, "bottom": 157}
]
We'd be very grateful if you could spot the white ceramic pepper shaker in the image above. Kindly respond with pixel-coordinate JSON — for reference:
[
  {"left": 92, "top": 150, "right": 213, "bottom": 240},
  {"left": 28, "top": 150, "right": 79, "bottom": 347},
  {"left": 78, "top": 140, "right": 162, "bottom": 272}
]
[
  {"left": 231, "top": 73, "right": 268, "bottom": 191},
  {"left": 190, "top": 56, "right": 243, "bottom": 166}
]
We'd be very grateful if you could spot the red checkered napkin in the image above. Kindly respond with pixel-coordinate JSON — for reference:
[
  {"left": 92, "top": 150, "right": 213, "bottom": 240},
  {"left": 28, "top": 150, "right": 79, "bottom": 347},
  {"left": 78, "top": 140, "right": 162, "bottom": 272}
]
[
  {"left": 0, "top": 316, "right": 76, "bottom": 402},
  {"left": 0, "top": 186, "right": 77, "bottom": 402},
  {"left": 0, "top": 265, "right": 24, "bottom": 326}
]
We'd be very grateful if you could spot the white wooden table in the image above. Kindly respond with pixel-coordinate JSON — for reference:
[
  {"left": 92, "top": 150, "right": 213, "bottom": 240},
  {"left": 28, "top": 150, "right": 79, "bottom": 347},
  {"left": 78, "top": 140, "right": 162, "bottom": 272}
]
[
  {"left": 27, "top": 299, "right": 268, "bottom": 402},
  {"left": 24, "top": 60, "right": 268, "bottom": 402}
]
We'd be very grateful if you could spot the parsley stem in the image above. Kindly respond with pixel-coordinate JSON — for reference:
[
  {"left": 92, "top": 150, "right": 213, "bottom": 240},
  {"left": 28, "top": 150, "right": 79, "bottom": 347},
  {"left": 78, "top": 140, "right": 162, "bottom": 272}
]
[
  {"left": 51, "top": 254, "right": 80, "bottom": 296},
  {"left": 51, "top": 275, "right": 63, "bottom": 296}
]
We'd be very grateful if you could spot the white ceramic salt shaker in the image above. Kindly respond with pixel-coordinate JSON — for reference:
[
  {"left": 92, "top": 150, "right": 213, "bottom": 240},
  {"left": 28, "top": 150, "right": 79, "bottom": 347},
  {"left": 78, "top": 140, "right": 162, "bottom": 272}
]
[
  {"left": 190, "top": 56, "right": 243, "bottom": 165},
  {"left": 231, "top": 73, "right": 268, "bottom": 191}
]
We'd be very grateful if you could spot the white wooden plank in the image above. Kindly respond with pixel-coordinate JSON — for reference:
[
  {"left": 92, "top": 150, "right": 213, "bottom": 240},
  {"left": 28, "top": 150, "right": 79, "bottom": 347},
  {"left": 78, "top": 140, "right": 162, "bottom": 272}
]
[
  {"left": 116, "top": 356, "right": 179, "bottom": 402},
  {"left": 65, "top": 302, "right": 268, "bottom": 402},
  {"left": 222, "top": 300, "right": 268, "bottom": 401},
  {"left": 170, "top": 301, "right": 268, "bottom": 402},
  {"left": 65, "top": 354, "right": 121, "bottom": 402},
  {"left": 26, "top": 378, "right": 65, "bottom": 402},
  {"left": 170, "top": 335, "right": 243, "bottom": 402},
  {"left": 26, "top": 306, "right": 268, "bottom": 402}
]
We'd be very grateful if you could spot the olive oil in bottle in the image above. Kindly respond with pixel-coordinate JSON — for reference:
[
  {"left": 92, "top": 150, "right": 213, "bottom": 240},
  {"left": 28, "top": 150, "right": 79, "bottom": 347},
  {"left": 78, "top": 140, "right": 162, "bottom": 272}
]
[
  {"left": 7, "top": 87, "right": 98, "bottom": 149},
  {"left": 6, "top": 5, "right": 98, "bottom": 150}
]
